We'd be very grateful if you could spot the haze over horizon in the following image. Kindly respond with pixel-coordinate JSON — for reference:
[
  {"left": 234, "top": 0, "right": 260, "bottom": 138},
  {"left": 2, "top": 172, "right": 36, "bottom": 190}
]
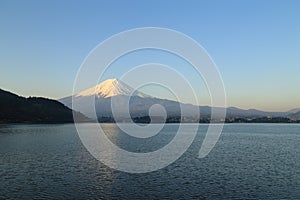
[{"left": 1, "top": 0, "right": 300, "bottom": 112}]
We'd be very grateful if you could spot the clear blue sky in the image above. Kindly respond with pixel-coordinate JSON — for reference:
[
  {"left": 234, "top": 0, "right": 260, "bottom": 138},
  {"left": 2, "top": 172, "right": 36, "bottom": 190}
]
[{"left": 0, "top": 0, "right": 299, "bottom": 111}]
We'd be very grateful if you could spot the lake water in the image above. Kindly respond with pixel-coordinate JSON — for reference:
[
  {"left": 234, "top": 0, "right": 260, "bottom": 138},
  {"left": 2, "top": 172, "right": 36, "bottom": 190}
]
[{"left": 0, "top": 124, "right": 299, "bottom": 199}]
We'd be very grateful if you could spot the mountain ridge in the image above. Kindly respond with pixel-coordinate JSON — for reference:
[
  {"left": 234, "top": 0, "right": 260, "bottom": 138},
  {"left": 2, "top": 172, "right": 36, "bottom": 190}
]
[
  {"left": 0, "top": 88, "right": 90, "bottom": 123},
  {"left": 59, "top": 78, "right": 292, "bottom": 121}
]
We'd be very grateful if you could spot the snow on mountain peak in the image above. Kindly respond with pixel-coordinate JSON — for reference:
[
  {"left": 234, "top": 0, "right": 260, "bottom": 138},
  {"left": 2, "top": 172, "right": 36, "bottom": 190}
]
[{"left": 75, "top": 78, "right": 149, "bottom": 98}]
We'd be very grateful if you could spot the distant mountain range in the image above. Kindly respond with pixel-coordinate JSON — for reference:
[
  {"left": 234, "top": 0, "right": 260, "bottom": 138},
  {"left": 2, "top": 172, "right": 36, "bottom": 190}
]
[
  {"left": 288, "top": 111, "right": 300, "bottom": 119},
  {"left": 287, "top": 108, "right": 300, "bottom": 114},
  {"left": 1, "top": 78, "right": 299, "bottom": 124},
  {"left": 59, "top": 78, "right": 300, "bottom": 122},
  {"left": 0, "top": 89, "right": 89, "bottom": 123}
]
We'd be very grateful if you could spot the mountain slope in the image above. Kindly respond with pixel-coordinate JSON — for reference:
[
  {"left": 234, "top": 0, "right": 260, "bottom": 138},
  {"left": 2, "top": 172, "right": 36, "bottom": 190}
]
[
  {"left": 287, "top": 108, "right": 300, "bottom": 114},
  {"left": 0, "top": 89, "right": 89, "bottom": 123},
  {"left": 288, "top": 111, "right": 300, "bottom": 120},
  {"left": 59, "top": 78, "right": 289, "bottom": 121}
]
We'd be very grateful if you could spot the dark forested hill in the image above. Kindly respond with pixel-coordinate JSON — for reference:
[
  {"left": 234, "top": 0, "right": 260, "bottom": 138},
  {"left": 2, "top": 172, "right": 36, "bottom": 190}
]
[{"left": 0, "top": 89, "right": 89, "bottom": 123}]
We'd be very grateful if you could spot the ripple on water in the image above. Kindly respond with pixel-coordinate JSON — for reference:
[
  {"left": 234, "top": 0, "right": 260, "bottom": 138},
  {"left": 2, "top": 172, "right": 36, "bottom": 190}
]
[{"left": 0, "top": 124, "right": 299, "bottom": 199}]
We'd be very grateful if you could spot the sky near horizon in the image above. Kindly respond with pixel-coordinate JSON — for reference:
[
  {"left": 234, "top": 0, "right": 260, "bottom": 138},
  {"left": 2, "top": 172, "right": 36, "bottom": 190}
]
[{"left": 0, "top": 0, "right": 300, "bottom": 111}]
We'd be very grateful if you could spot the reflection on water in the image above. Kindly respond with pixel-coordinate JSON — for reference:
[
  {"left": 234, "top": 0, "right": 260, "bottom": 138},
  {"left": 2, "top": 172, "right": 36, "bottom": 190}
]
[{"left": 0, "top": 124, "right": 299, "bottom": 199}]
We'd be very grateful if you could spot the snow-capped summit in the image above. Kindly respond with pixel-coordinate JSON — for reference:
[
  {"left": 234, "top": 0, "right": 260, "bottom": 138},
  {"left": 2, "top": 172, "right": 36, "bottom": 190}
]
[{"left": 75, "top": 78, "right": 148, "bottom": 98}]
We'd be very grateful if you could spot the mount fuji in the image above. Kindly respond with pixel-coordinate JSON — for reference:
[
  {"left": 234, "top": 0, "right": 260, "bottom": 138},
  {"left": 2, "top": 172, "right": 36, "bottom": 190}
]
[
  {"left": 59, "top": 78, "right": 200, "bottom": 120},
  {"left": 59, "top": 78, "right": 288, "bottom": 122}
]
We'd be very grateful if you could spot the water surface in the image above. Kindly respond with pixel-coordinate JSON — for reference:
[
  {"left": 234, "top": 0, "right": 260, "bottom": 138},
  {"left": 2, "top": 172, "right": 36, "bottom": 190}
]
[{"left": 0, "top": 124, "right": 299, "bottom": 199}]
